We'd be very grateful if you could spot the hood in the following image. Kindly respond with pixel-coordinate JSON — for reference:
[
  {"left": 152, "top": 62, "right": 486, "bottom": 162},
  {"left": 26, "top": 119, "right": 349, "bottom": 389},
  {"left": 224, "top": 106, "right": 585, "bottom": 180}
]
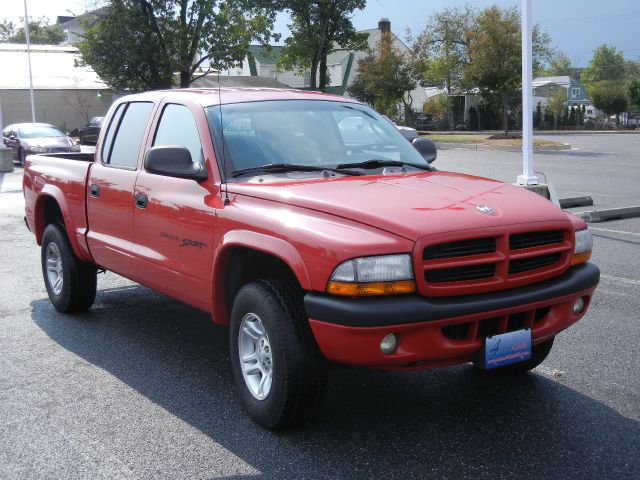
[{"left": 230, "top": 172, "right": 571, "bottom": 241}]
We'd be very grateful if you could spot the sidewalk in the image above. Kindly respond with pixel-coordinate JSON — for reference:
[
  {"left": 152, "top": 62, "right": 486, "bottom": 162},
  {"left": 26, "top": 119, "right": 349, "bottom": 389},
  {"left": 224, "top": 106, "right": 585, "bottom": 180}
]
[{"left": 0, "top": 168, "right": 25, "bottom": 217}]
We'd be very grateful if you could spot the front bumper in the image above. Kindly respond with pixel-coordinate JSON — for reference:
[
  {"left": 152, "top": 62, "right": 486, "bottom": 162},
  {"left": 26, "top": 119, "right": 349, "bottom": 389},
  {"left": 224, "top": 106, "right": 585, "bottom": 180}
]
[{"left": 304, "top": 263, "right": 599, "bottom": 369}]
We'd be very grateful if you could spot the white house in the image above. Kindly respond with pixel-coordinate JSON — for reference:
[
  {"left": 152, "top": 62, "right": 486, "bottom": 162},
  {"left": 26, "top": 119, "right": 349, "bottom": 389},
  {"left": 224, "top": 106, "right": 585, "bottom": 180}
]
[{"left": 227, "top": 19, "right": 426, "bottom": 111}]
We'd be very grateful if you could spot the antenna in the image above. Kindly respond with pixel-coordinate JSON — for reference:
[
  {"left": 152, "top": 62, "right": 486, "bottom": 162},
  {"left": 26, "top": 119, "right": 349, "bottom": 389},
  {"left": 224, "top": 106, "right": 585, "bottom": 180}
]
[{"left": 217, "top": 70, "right": 230, "bottom": 206}]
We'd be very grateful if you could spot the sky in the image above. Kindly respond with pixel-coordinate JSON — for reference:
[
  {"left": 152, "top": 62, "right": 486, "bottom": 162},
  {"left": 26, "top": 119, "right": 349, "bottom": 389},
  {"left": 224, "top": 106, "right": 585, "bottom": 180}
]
[{"left": 2, "top": 0, "right": 639, "bottom": 67}]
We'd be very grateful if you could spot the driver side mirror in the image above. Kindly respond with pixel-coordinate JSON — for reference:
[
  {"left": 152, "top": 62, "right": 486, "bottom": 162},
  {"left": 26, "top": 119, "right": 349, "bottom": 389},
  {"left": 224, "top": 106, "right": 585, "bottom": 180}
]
[
  {"left": 144, "top": 146, "right": 207, "bottom": 181},
  {"left": 412, "top": 138, "right": 437, "bottom": 164}
]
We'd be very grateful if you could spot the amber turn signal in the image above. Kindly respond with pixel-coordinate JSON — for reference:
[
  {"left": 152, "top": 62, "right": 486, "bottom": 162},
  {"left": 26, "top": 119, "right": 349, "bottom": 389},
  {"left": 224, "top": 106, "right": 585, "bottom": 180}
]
[
  {"left": 327, "top": 280, "right": 416, "bottom": 296},
  {"left": 570, "top": 251, "right": 591, "bottom": 266}
]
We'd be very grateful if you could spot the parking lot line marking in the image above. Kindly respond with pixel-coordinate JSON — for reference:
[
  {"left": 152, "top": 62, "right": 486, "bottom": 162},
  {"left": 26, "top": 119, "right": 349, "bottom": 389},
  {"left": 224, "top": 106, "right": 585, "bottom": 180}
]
[
  {"left": 600, "top": 274, "right": 640, "bottom": 287},
  {"left": 590, "top": 227, "right": 640, "bottom": 237}
]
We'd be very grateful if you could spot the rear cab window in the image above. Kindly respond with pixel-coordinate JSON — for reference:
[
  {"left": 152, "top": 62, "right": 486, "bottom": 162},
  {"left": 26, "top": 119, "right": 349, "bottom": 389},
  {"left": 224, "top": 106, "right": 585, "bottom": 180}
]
[{"left": 101, "top": 102, "right": 155, "bottom": 169}]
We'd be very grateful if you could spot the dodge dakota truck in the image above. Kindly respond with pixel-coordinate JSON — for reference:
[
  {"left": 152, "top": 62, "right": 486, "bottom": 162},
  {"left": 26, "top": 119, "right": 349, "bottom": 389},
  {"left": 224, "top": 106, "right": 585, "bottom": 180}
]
[{"left": 23, "top": 88, "right": 599, "bottom": 429}]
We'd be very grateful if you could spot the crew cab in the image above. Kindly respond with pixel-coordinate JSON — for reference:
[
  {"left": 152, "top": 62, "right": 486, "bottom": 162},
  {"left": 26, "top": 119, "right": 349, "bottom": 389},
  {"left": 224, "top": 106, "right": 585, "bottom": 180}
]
[{"left": 23, "top": 88, "right": 599, "bottom": 429}]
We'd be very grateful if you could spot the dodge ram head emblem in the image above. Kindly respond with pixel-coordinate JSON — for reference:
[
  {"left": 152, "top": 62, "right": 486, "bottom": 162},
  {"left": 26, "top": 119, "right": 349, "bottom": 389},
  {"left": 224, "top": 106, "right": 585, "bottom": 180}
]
[{"left": 476, "top": 204, "right": 496, "bottom": 215}]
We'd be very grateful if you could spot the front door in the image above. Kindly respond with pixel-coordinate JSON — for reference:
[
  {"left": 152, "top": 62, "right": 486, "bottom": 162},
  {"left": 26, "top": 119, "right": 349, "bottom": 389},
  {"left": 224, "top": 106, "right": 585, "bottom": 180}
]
[{"left": 132, "top": 102, "right": 217, "bottom": 312}]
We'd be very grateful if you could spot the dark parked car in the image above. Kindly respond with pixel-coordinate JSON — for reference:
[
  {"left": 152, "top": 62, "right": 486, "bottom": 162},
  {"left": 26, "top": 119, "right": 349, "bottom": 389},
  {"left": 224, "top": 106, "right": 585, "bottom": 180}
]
[
  {"left": 2, "top": 123, "right": 80, "bottom": 165},
  {"left": 415, "top": 113, "right": 442, "bottom": 130},
  {"left": 78, "top": 116, "right": 104, "bottom": 145}
]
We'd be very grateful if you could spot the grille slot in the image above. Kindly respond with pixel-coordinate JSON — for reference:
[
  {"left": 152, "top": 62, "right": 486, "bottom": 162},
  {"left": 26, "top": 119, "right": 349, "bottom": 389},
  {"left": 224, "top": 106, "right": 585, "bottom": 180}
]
[
  {"left": 426, "top": 263, "right": 495, "bottom": 283},
  {"left": 509, "top": 253, "right": 562, "bottom": 275},
  {"left": 441, "top": 307, "right": 553, "bottom": 341},
  {"left": 510, "top": 230, "right": 563, "bottom": 250},
  {"left": 423, "top": 237, "right": 496, "bottom": 260}
]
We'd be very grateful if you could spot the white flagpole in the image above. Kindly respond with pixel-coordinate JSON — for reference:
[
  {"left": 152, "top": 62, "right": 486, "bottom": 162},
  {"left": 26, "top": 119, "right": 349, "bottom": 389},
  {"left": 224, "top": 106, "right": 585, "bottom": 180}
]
[
  {"left": 517, "top": 0, "right": 538, "bottom": 185},
  {"left": 23, "top": 0, "right": 36, "bottom": 123}
]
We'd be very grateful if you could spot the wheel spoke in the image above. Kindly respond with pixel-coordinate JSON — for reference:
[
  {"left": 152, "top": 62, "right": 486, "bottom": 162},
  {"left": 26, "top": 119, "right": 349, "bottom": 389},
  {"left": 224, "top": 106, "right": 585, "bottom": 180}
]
[
  {"left": 257, "top": 371, "right": 271, "bottom": 396},
  {"left": 53, "top": 277, "right": 63, "bottom": 292},
  {"left": 241, "top": 351, "right": 258, "bottom": 363},
  {"left": 242, "top": 324, "right": 259, "bottom": 340},
  {"left": 244, "top": 364, "right": 262, "bottom": 376}
]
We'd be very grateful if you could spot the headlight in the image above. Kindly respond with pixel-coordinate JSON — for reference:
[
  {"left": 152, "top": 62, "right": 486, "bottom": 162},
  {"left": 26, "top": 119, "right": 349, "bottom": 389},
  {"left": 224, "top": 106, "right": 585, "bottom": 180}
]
[
  {"left": 571, "top": 229, "right": 592, "bottom": 266},
  {"left": 30, "top": 145, "right": 47, "bottom": 153},
  {"left": 327, "top": 254, "right": 416, "bottom": 296}
]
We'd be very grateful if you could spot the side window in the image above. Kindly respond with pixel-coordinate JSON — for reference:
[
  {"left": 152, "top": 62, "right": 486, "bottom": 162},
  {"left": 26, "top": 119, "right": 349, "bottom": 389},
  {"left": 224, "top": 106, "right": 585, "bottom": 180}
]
[
  {"left": 100, "top": 103, "right": 125, "bottom": 163},
  {"left": 107, "top": 102, "right": 154, "bottom": 169},
  {"left": 153, "top": 104, "right": 203, "bottom": 164}
]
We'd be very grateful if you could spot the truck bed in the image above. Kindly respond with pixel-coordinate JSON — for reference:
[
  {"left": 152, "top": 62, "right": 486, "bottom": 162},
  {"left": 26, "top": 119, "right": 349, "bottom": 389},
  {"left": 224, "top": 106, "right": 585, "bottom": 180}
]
[{"left": 23, "top": 153, "right": 94, "bottom": 262}]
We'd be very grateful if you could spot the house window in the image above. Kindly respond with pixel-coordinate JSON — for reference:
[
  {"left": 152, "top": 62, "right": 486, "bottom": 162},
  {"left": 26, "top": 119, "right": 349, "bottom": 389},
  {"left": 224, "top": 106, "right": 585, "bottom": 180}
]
[{"left": 572, "top": 87, "right": 580, "bottom": 99}]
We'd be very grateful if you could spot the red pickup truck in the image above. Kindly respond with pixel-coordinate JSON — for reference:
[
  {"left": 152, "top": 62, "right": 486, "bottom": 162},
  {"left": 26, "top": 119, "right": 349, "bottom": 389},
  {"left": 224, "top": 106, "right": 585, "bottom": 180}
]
[{"left": 23, "top": 88, "right": 599, "bottom": 429}]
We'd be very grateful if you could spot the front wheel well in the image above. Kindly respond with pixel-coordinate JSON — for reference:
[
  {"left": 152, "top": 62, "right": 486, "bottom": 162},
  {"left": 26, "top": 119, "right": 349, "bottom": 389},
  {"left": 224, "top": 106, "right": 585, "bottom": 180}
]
[{"left": 222, "top": 247, "right": 300, "bottom": 319}]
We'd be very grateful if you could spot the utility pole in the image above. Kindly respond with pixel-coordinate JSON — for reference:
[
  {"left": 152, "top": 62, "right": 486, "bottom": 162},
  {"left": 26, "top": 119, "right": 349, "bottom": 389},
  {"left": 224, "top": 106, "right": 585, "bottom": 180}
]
[
  {"left": 517, "top": 0, "right": 538, "bottom": 185},
  {"left": 23, "top": 0, "right": 36, "bottom": 123}
]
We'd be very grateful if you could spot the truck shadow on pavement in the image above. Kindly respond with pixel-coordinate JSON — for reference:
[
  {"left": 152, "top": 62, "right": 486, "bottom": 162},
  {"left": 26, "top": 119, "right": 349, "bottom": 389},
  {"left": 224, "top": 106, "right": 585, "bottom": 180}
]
[{"left": 31, "top": 283, "right": 639, "bottom": 479}]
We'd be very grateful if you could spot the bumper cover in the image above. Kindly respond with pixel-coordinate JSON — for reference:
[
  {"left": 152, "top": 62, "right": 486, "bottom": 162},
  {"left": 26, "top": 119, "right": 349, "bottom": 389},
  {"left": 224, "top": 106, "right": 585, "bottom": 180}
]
[{"left": 305, "top": 263, "right": 599, "bottom": 328}]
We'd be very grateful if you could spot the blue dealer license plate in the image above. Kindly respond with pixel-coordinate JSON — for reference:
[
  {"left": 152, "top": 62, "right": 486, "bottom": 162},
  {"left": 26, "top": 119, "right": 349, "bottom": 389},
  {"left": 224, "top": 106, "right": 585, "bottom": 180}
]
[{"left": 483, "top": 329, "right": 532, "bottom": 369}]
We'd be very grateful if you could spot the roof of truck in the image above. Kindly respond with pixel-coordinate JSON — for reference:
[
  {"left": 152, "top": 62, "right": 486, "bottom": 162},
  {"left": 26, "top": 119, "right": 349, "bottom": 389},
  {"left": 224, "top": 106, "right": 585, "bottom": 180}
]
[{"left": 119, "top": 87, "right": 360, "bottom": 108}]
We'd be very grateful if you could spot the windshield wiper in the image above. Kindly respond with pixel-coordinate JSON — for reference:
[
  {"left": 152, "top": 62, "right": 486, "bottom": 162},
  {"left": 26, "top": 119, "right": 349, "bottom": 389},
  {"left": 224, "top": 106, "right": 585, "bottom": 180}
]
[
  {"left": 231, "top": 163, "right": 362, "bottom": 178},
  {"left": 337, "top": 159, "right": 431, "bottom": 171}
]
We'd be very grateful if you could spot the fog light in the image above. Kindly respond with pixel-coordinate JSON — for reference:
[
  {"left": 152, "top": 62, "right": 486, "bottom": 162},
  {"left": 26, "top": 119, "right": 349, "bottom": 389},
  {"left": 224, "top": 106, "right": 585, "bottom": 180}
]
[
  {"left": 380, "top": 334, "right": 397, "bottom": 355},
  {"left": 573, "top": 297, "right": 585, "bottom": 315}
]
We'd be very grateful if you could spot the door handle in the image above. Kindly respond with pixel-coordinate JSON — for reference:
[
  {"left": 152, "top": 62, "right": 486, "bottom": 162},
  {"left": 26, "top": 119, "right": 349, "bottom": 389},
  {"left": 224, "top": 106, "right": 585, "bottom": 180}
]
[
  {"left": 90, "top": 184, "right": 100, "bottom": 197},
  {"left": 135, "top": 193, "right": 148, "bottom": 209}
]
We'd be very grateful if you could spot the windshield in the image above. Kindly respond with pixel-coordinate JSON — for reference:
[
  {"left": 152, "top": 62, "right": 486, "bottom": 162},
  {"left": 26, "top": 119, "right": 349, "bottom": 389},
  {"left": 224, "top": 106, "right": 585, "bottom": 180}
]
[
  {"left": 206, "top": 100, "right": 428, "bottom": 180},
  {"left": 19, "top": 126, "right": 65, "bottom": 139}
]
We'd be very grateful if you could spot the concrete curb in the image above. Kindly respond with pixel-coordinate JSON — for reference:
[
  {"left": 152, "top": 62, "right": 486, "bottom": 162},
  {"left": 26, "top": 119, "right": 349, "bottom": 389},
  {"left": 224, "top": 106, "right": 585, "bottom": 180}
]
[
  {"left": 580, "top": 206, "right": 640, "bottom": 223},
  {"left": 559, "top": 196, "right": 594, "bottom": 209},
  {"left": 434, "top": 142, "right": 571, "bottom": 152}
]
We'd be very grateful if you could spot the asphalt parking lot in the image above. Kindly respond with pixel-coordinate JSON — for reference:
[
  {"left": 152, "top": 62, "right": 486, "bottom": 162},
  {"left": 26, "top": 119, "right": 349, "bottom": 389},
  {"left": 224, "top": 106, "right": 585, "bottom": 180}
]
[{"left": 1, "top": 133, "right": 638, "bottom": 479}]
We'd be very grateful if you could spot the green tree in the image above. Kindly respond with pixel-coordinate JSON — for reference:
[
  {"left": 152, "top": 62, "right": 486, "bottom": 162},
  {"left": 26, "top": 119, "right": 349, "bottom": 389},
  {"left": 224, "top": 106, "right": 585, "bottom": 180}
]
[
  {"left": 625, "top": 60, "right": 640, "bottom": 109},
  {"left": 589, "top": 80, "right": 628, "bottom": 125},
  {"left": 347, "top": 33, "right": 418, "bottom": 119},
  {"left": 544, "top": 51, "right": 575, "bottom": 77},
  {"left": 544, "top": 88, "right": 566, "bottom": 130},
  {"left": 582, "top": 45, "right": 625, "bottom": 91},
  {"left": 6, "top": 18, "right": 65, "bottom": 44},
  {"left": 411, "top": 5, "right": 475, "bottom": 128},
  {"left": 464, "top": 6, "right": 551, "bottom": 136},
  {"left": 411, "top": 5, "right": 476, "bottom": 94},
  {"left": 77, "top": 0, "right": 280, "bottom": 91},
  {"left": 628, "top": 77, "right": 640, "bottom": 110},
  {"left": 277, "top": 0, "right": 368, "bottom": 91},
  {"left": 1, "top": 20, "right": 17, "bottom": 42}
]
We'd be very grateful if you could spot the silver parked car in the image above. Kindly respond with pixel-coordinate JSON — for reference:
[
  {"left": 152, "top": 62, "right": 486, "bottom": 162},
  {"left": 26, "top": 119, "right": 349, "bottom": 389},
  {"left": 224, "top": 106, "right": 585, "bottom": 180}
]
[{"left": 2, "top": 123, "right": 80, "bottom": 165}]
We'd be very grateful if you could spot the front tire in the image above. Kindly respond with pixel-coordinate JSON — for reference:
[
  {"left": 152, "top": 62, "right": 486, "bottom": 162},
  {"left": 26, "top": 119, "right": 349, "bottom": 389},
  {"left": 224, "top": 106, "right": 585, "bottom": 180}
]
[
  {"left": 229, "top": 278, "right": 327, "bottom": 430},
  {"left": 41, "top": 224, "right": 97, "bottom": 313}
]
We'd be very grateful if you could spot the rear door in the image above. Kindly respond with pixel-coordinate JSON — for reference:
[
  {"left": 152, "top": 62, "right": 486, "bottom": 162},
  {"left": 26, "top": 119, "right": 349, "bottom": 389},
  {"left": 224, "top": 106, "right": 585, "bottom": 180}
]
[
  {"left": 86, "top": 101, "right": 155, "bottom": 276},
  {"left": 132, "top": 101, "right": 217, "bottom": 312}
]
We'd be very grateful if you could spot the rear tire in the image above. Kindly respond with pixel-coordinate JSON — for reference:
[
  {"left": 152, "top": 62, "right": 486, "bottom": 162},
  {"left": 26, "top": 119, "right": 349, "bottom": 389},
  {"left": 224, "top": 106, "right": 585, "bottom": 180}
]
[
  {"left": 18, "top": 148, "right": 26, "bottom": 166},
  {"left": 41, "top": 224, "right": 97, "bottom": 313},
  {"left": 229, "top": 278, "right": 327, "bottom": 430},
  {"left": 479, "top": 337, "right": 555, "bottom": 375}
]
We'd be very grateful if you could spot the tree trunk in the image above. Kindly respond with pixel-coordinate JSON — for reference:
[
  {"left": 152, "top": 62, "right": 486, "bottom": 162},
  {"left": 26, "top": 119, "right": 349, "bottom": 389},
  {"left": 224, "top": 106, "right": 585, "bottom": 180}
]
[
  {"left": 319, "top": 56, "right": 328, "bottom": 92},
  {"left": 554, "top": 113, "right": 558, "bottom": 130},
  {"left": 180, "top": 70, "right": 190, "bottom": 88},
  {"left": 309, "top": 57, "right": 319, "bottom": 90},
  {"left": 502, "top": 92, "right": 509, "bottom": 136}
]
